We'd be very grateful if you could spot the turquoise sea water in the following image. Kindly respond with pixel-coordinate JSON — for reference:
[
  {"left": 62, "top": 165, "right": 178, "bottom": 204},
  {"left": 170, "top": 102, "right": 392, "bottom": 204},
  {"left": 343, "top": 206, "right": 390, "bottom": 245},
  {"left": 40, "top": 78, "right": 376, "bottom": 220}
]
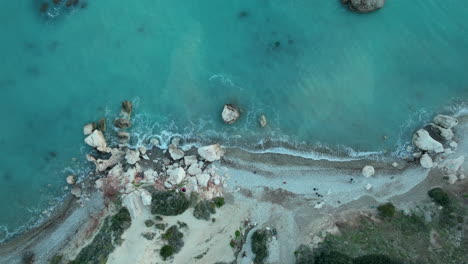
[{"left": 1, "top": 0, "right": 468, "bottom": 242}]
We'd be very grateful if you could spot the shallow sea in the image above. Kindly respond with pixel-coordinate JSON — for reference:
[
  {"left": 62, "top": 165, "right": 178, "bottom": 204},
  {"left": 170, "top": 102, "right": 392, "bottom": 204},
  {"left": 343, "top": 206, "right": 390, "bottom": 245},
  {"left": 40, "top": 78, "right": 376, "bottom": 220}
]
[{"left": 1, "top": 0, "right": 468, "bottom": 242}]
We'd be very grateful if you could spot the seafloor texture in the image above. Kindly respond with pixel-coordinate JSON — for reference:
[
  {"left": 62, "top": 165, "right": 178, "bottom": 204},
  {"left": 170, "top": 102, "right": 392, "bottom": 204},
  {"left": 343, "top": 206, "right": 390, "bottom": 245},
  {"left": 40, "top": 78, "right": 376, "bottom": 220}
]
[{"left": 1, "top": 0, "right": 468, "bottom": 243}]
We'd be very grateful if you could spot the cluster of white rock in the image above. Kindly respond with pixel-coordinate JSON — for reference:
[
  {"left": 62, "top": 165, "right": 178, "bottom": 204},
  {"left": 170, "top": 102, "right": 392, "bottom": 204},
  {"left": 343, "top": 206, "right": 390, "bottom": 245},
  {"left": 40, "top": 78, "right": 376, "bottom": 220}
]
[
  {"left": 411, "top": 114, "right": 465, "bottom": 184},
  {"left": 73, "top": 101, "right": 229, "bottom": 218}
]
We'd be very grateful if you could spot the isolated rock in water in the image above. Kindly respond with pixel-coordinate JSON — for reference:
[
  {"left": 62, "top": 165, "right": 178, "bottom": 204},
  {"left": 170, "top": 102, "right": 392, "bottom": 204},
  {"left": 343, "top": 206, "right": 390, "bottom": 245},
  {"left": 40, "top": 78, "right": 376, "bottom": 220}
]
[
  {"left": 222, "top": 104, "right": 240, "bottom": 124},
  {"left": 342, "top": 0, "right": 384, "bottom": 13},
  {"left": 83, "top": 123, "right": 95, "bottom": 135},
  {"left": 117, "top": 131, "right": 130, "bottom": 144},
  {"left": 114, "top": 118, "right": 132, "bottom": 129},
  {"left": 122, "top": 191, "right": 143, "bottom": 219},
  {"left": 365, "top": 183, "right": 372, "bottom": 190},
  {"left": 169, "top": 144, "right": 185, "bottom": 160},
  {"left": 140, "top": 190, "right": 152, "bottom": 206},
  {"left": 125, "top": 149, "right": 141, "bottom": 165},
  {"left": 420, "top": 154, "right": 433, "bottom": 169},
  {"left": 71, "top": 187, "right": 81, "bottom": 198},
  {"left": 438, "top": 156, "right": 465, "bottom": 174},
  {"left": 84, "top": 130, "right": 107, "bottom": 149},
  {"left": 196, "top": 173, "right": 210, "bottom": 187},
  {"left": 259, "top": 114, "right": 267, "bottom": 128},
  {"left": 66, "top": 175, "right": 75, "bottom": 185},
  {"left": 198, "top": 144, "right": 224, "bottom": 162},
  {"left": 184, "top": 155, "right": 197, "bottom": 167},
  {"left": 362, "top": 165, "right": 375, "bottom": 177},
  {"left": 430, "top": 123, "right": 454, "bottom": 141},
  {"left": 121, "top": 100, "right": 133, "bottom": 117},
  {"left": 412, "top": 129, "right": 444, "bottom": 153},
  {"left": 168, "top": 167, "right": 186, "bottom": 185},
  {"left": 447, "top": 174, "right": 458, "bottom": 185},
  {"left": 433, "top": 114, "right": 458, "bottom": 129},
  {"left": 187, "top": 164, "right": 203, "bottom": 176}
]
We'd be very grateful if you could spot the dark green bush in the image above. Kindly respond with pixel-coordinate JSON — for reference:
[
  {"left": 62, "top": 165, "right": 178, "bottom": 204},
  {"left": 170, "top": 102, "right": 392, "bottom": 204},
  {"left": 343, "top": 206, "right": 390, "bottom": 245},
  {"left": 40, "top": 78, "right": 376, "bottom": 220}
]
[
  {"left": 314, "top": 250, "right": 353, "bottom": 264},
  {"left": 142, "top": 232, "right": 156, "bottom": 240},
  {"left": 377, "top": 203, "right": 396, "bottom": 218},
  {"left": 160, "top": 245, "right": 174, "bottom": 260},
  {"left": 155, "top": 223, "right": 166, "bottom": 230},
  {"left": 162, "top": 225, "right": 184, "bottom": 253},
  {"left": 49, "top": 254, "right": 63, "bottom": 264},
  {"left": 428, "top": 188, "right": 450, "bottom": 207},
  {"left": 251, "top": 229, "right": 269, "bottom": 264},
  {"left": 155, "top": 215, "right": 163, "bottom": 221},
  {"left": 294, "top": 245, "right": 315, "bottom": 264},
  {"left": 353, "top": 254, "right": 402, "bottom": 264},
  {"left": 145, "top": 219, "right": 155, "bottom": 227},
  {"left": 151, "top": 191, "right": 189, "bottom": 216},
  {"left": 193, "top": 200, "right": 216, "bottom": 220},
  {"left": 213, "top": 197, "right": 225, "bottom": 208},
  {"left": 22, "top": 251, "right": 35, "bottom": 264}
]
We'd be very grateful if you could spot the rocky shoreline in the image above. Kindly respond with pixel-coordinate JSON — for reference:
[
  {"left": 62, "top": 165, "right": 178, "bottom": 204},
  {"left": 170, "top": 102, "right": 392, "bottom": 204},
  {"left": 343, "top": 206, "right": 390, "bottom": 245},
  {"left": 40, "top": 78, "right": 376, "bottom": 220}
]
[{"left": 0, "top": 102, "right": 466, "bottom": 264}]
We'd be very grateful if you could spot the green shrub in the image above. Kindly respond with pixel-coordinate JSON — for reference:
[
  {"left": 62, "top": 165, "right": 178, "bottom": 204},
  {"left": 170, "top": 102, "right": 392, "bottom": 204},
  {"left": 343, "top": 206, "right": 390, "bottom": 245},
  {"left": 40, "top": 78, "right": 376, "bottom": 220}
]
[
  {"left": 142, "top": 232, "right": 156, "bottom": 240},
  {"left": 251, "top": 229, "right": 269, "bottom": 264},
  {"left": 428, "top": 188, "right": 450, "bottom": 207},
  {"left": 294, "top": 245, "right": 315, "bottom": 264},
  {"left": 145, "top": 219, "right": 155, "bottom": 227},
  {"left": 22, "top": 251, "right": 35, "bottom": 264},
  {"left": 155, "top": 223, "right": 166, "bottom": 230},
  {"left": 213, "top": 197, "right": 225, "bottom": 208},
  {"left": 151, "top": 191, "right": 189, "bottom": 216},
  {"left": 314, "top": 251, "right": 353, "bottom": 264},
  {"left": 49, "top": 254, "right": 63, "bottom": 264},
  {"left": 160, "top": 245, "right": 174, "bottom": 260},
  {"left": 70, "top": 207, "right": 131, "bottom": 264},
  {"left": 235, "top": 230, "right": 241, "bottom": 238},
  {"left": 377, "top": 203, "right": 396, "bottom": 218},
  {"left": 155, "top": 215, "right": 163, "bottom": 221},
  {"left": 353, "top": 254, "right": 402, "bottom": 264},
  {"left": 162, "top": 225, "right": 184, "bottom": 253},
  {"left": 193, "top": 200, "right": 217, "bottom": 220}
]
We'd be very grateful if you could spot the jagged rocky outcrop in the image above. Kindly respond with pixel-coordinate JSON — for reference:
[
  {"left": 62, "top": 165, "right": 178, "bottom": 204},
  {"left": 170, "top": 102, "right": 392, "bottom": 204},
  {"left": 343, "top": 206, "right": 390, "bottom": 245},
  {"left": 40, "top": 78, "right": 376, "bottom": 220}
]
[
  {"left": 412, "top": 129, "right": 444, "bottom": 153},
  {"left": 198, "top": 144, "right": 224, "bottom": 162},
  {"left": 362, "top": 165, "right": 375, "bottom": 177},
  {"left": 222, "top": 104, "right": 240, "bottom": 124}
]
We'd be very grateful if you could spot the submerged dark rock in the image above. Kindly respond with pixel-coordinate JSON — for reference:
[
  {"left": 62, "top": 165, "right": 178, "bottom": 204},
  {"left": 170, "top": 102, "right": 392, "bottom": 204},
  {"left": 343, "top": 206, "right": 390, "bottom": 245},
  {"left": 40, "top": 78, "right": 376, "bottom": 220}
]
[{"left": 341, "top": 0, "right": 384, "bottom": 13}]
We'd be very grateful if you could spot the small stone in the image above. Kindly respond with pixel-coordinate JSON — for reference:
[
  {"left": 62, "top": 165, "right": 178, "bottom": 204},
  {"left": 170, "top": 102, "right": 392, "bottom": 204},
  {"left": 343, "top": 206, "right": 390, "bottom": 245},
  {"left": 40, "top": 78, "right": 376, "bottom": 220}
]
[
  {"left": 184, "top": 155, "right": 197, "bottom": 167},
  {"left": 314, "top": 202, "right": 324, "bottom": 209},
  {"left": 444, "top": 148, "right": 454, "bottom": 155},
  {"left": 149, "top": 138, "right": 160, "bottom": 147},
  {"left": 138, "top": 146, "right": 147, "bottom": 155},
  {"left": 169, "top": 144, "right": 185, "bottom": 160},
  {"left": 66, "top": 175, "right": 75, "bottom": 185},
  {"left": 420, "top": 154, "right": 434, "bottom": 169},
  {"left": 187, "top": 164, "right": 203, "bottom": 176},
  {"left": 447, "top": 174, "right": 458, "bottom": 184},
  {"left": 196, "top": 173, "right": 210, "bottom": 187},
  {"left": 125, "top": 149, "right": 141, "bottom": 165},
  {"left": 259, "top": 114, "right": 267, "bottom": 128},
  {"left": 222, "top": 104, "right": 240, "bottom": 124},
  {"left": 459, "top": 174, "right": 465, "bottom": 180},
  {"left": 84, "top": 130, "right": 107, "bottom": 149},
  {"left": 413, "top": 152, "right": 422, "bottom": 159},
  {"left": 162, "top": 157, "right": 171, "bottom": 165},
  {"left": 164, "top": 181, "right": 172, "bottom": 189},
  {"left": 140, "top": 190, "right": 152, "bottom": 206},
  {"left": 392, "top": 162, "right": 398, "bottom": 167},
  {"left": 121, "top": 101, "right": 133, "bottom": 117},
  {"left": 365, "top": 183, "right": 372, "bottom": 190},
  {"left": 449, "top": 141, "right": 458, "bottom": 149},
  {"left": 114, "top": 118, "right": 132, "bottom": 129}
]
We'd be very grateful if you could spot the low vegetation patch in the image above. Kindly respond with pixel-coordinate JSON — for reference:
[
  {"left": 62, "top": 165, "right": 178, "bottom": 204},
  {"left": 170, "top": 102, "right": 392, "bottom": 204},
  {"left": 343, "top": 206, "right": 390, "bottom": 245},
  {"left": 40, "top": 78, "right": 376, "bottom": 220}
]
[
  {"left": 151, "top": 191, "right": 189, "bottom": 216},
  {"left": 162, "top": 225, "right": 184, "bottom": 253},
  {"left": 144, "top": 219, "right": 155, "bottom": 227},
  {"left": 193, "top": 200, "right": 217, "bottom": 220},
  {"left": 49, "top": 254, "right": 63, "bottom": 264},
  {"left": 377, "top": 202, "right": 396, "bottom": 218},
  {"left": 160, "top": 245, "right": 174, "bottom": 260},
  {"left": 251, "top": 229, "right": 269, "bottom": 264},
  {"left": 428, "top": 188, "right": 450, "bottom": 207},
  {"left": 213, "top": 197, "right": 225, "bottom": 208},
  {"left": 69, "top": 207, "right": 131, "bottom": 264}
]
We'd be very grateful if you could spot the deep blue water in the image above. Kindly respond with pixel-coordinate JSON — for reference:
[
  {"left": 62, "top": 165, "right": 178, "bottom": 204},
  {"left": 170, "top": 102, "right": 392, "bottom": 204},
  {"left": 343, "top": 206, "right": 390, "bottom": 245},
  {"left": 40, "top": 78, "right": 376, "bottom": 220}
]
[{"left": 1, "top": 0, "right": 468, "bottom": 242}]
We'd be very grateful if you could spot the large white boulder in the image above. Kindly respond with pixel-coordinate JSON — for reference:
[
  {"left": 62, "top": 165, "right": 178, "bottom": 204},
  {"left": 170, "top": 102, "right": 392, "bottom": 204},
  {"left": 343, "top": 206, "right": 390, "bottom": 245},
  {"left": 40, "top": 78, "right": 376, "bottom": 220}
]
[
  {"left": 222, "top": 104, "right": 240, "bottom": 124},
  {"left": 419, "top": 154, "right": 433, "bottom": 169},
  {"left": 196, "top": 173, "right": 211, "bottom": 187},
  {"left": 362, "top": 165, "right": 375, "bottom": 177},
  {"left": 168, "top": 167, "right": 186, "bottom": 185},
  {"left": 84, "top": 130, "right": 107, "bottom": 149},
  {"left": 412, "top": 129, "right": 444, "bottom": 153},
  {"left": 433, "top": 114, "right": 458, "bottom": 129},
  {"left": 122, "top": 191, "right": 143, "bottom": 219},
  {"left": 430, "top": 124, "right": 454, "bottom": 141},
  {"left": 140, "top": 190, "right": 152, "bottom": 206},
  {"left": 66, "top": 175, "right": 75, "bottom": 185},
  {"left": 438, "top": 156, "right": 465, "bottom": 174},
  {"left": 187, "top": 164, "right": 203, "bottom": 176},
  {"left": 259, "top": 114, "right": 267, "bottom": 128},
  {"left": 125, "top": 149, "right": 140, "bottom": 165},
  {"left": 168, "top": 144, "right": 185, "bottom": 160},
  {"left": 87, "top": 148, "right": 125, "bottom": 172},
  {"left": 198, "top": 144, "right": 224, "bottom": 162},
  {"left": 184, "top": 155, "right": 198, "bottom": 167},
  {"left": 143, "top": 169, "right": 158, "bottom": 182}
]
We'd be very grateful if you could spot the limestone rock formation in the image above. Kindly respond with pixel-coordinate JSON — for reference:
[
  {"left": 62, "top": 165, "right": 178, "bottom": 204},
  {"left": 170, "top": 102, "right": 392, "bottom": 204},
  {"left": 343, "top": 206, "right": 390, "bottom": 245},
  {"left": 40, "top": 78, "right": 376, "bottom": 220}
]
[
  {"left": 83, "top": 123, "right": 95, "bottom": 135},
  {"left": 222, "top": 104, "right": 240, "bottom": 124},
  {"left": 169, "top": 144, "right": 185, "bottom": 160},
  {"left": 259, "top": 114, "right": 267, "bottom": 128},
  {"left": 125, "top": 149, "right": 141, "bottom": 165},
  {"left": 168, "top": 167, "right": 186, "bottom": 185},
  {"left": 433, "top": 114, "right": 458, "bottom": 129},
  {"left": 198, "top": 144, "right": 224, "bottom": 162},
  {"left": 362, "top": 165, "right": 375, "bottom": 177},
  {"left": 342, "top": 0, "right": 384, "bottom": 13},
  {"left": 84, "top": 130, "right": 107, "bottom": 149},
  {"left": 412, "top": 129, "right": 444, "bottom": 153},
  {"left": 420, "top": 154, "right": 433, "bottom": 169}
]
